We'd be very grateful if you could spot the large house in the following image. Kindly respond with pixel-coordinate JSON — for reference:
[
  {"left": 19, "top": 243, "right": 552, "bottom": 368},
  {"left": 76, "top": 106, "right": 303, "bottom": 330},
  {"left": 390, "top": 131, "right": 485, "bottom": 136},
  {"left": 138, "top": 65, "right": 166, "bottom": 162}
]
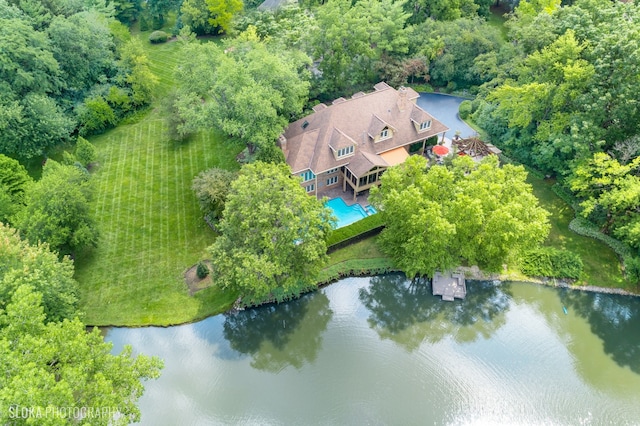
[{"left": 279, "top": 82, "right": 449, "bottom": 200}]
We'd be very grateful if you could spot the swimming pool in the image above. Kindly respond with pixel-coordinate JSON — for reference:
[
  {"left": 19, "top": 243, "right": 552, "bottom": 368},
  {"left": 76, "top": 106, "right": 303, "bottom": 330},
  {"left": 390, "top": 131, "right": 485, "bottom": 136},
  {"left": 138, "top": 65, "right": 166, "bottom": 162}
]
[{"left": 326, "top": 198, "right": 377, "bottom": 229}]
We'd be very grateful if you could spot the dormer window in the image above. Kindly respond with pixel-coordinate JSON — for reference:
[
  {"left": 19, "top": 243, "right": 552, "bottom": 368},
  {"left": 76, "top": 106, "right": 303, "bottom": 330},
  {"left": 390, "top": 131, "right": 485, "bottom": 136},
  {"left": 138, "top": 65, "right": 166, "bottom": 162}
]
[
  {"left": 380, "top": 128, "right": 389, "bottom": 139},
  {"left": 419, "top": 120, "right": 431, "bottom": 131},
  {"left": 337, "top": 145, "right": 354, "bottom": 158},
  {"left": 301, "top": 170, "right": 315, "bottom": 182}
]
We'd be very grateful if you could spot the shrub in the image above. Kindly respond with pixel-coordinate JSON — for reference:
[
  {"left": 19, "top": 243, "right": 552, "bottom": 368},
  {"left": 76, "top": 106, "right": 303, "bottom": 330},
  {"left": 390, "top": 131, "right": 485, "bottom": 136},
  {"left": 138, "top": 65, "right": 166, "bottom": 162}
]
[
  {"left": 106, "top": 86, "right": 132, "bottom": 116},
  {"left": 196, "top": 261, "right": 210, "bottom": 279},
  {"left": 151, "top": 16, "right": 164, "bottom": 30},
  {"left": 459, "top": 100, "right": 472, "bottom": 119},
  {"left": 255, "top": 143, "right": 285, "bottom": 164},
  {"left": 139, "top": 16, "right": 150, "bottom": 31},
  {"left": 192, "top": 168, "right": 237, "bottom": 219},
  {"left": 326, "top": 213, "right": 384, "bottom": 247},
  {"left": 624, "top": 256, "right": 640, "bottom": 284},
  {"left": 61, "top": 151, "right": 77, "bottom": 166},
  {"left": 568, "top": 217, "right": 633, "bottom": 259},
  {"left": 77, "top": 96, "right": 116, "bottom": 136},
  {"left": 75, "top": 137, "right": 96, "bottom": 167},
  {"left": 149, "top": 30, "right": 169, "bottom": 44},
  {"left": 521, "top": 247, "right": 583, "bottom": 279}
]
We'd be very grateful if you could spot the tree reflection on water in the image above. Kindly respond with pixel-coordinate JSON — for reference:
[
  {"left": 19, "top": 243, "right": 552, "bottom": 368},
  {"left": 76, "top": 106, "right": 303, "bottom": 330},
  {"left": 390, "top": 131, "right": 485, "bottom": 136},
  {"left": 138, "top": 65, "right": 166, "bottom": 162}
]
[
  {"left": 561, "top": 290, "right": 640, "bottom": 374},
  {"left": 359, "top": 273, "right": 511, "bottom": 351},
  {"left": 222, "top": 292, "right": 333, "bottom": 372}
]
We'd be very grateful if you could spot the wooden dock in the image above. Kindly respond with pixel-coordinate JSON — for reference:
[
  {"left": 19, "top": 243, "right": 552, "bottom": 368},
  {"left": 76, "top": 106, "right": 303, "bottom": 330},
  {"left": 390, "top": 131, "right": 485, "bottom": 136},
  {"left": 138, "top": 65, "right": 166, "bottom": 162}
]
[{"left": 432, "top": 270, "right": 466, "bottom": 301}]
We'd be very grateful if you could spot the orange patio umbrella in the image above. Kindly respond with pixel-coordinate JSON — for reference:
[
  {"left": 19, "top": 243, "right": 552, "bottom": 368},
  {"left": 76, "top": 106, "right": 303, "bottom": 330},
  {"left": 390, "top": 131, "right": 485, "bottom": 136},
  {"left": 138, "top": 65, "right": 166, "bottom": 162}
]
[{"left": 432, "top": 145, "right": 449, "bottom": 156}]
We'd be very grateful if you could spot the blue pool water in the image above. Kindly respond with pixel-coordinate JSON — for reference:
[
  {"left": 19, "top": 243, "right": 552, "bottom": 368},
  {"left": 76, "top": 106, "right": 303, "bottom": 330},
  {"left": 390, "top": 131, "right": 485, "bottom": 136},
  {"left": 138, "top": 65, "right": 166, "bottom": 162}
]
[{"left": 326, "top": 198, "right": 376, "bottom": 228}]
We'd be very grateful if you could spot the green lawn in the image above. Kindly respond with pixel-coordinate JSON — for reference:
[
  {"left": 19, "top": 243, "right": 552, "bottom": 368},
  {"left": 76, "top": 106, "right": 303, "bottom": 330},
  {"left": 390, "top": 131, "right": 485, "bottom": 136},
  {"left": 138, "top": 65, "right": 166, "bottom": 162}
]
[
  {"left": 487, "top": 6, "right": 509, "bottom": 42},
  {"left": 75, "top": 36, "right": 242, "bottom": 326},
  {"left": 527, "top": 175, "right": 628, "bottom": 289}
]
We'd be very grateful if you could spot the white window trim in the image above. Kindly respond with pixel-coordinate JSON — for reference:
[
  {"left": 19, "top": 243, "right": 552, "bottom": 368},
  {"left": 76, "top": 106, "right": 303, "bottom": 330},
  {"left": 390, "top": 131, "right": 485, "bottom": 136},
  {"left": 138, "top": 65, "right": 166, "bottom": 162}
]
[
  {"left": 336, "top": 145, "right": 354, "bottom": 159},
  {"left": 380, "top": 128, "right": 390, "bottom": 140},
  {"left": 326, "top": 168, "right": 338, "bottom": 174},
  {"left": 326, "top": 176, "right": 338, "bottom": 185},
  {"left": 305, "top": 184, "right": 315, "bottom": 192},
  {"left": 419, "top": 120, "right": 431, "bottom": 131}
]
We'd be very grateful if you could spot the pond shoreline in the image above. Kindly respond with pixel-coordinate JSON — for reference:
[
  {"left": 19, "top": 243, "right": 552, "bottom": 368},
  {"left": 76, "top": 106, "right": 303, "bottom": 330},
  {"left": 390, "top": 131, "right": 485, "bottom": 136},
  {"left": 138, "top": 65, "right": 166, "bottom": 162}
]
[
  {"left": 91, "top": 266, "right": 638, "bottom": 329},
  {"left": 460, "top": 265, "right": 640, "bottom": 297}
]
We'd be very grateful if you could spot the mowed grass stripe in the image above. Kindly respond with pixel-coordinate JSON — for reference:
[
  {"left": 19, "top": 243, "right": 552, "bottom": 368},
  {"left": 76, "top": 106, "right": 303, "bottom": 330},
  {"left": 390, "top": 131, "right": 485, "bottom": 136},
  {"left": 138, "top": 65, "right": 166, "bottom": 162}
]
[
  {"left": 77, "top": 119, "right": 241, "bottom": 325},
  {"left": 76, "top": 37, "right": 241, "bottom": 326}
]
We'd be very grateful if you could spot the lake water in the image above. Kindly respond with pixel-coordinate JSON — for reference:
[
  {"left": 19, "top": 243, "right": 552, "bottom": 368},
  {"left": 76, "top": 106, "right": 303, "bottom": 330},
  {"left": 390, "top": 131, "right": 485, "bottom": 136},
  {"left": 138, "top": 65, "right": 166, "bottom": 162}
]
[
  {"left": 417, "top": 93, "right": 476, "bottom": 139},
  {"left": 107, "top": 275, "right": 640, "bottom": 425}
]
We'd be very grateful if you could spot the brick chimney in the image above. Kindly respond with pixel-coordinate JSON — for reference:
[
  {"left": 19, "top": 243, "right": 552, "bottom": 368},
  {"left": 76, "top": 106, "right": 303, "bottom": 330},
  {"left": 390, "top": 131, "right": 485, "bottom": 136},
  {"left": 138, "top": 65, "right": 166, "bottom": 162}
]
[
  {"left": 278, "top": 134, "right": 287, "bottom": 153},
  {"left": 397, "top": 86, "right": 407, "bottom": 112}
]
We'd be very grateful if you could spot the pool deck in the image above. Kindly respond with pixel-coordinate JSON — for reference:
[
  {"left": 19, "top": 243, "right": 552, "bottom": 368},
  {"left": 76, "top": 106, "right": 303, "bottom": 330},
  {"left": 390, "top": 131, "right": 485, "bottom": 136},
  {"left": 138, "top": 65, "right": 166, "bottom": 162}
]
[
  {"left": 318, "top": 186, "right": 371, "bottom": 209},
  {"left": 432, "top": 270, "right": 466, "bottom": 301}
]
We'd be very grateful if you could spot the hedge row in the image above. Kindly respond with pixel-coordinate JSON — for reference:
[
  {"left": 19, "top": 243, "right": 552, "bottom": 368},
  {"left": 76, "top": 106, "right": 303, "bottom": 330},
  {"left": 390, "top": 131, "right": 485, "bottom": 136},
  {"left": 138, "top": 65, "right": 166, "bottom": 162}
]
[
  {"left": 520, "top": 247, "right": 583, "bottom": 279},
  {"left": 568, "top": 217, "right": 633, "bottom": 259},
  {"left": 551, "top": 183, "right": 580, "bottom": 210},
  {"left": 316, "top": 258, "right": 398, "bottom": 286},
  {"left": 497, "top": 154, "right": 547, "bottom": 179},
  {"left": 326, "top": 213, "right": 384, "bottom": 248}
]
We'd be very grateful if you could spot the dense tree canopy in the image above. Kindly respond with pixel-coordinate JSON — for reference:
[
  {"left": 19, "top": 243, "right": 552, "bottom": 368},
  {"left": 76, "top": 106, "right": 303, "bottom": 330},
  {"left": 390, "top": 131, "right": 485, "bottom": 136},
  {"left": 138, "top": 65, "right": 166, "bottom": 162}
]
[
  {"left": 468, "top": 0, "right": 640, "bottom": 267},
  {"left": 0, "top": 284, "right": 163, "bottom": 425},
  {"left": 180, "top": 0, "right": 243, "bottom": 34},
  {"left": 15, "top": 160, "right": 98, "bottom": 255},
  {"left": 475, "top": 0, "right": 640, "bottom": 176},
  {"left": 0, "top": 154, "right": 32, "bottom": 223},
  {"left": 309, "top": 0, "right": 410, "bottom": 96},
  {"left": 0, "top": 223, "right": 77, "bottom": 322},
  {"left": 569, "top": 153, "right": 640, "bottom": 251},
  {"left": 208, "top": 162, "right": 333, "bottom": 305},
  {"left": 174, "top": 34, "right": 309, "bottom": 151},
  {"left": 370, "top": 155, "right": 550, "bottom": 277},
  {"left": 0, "top": 1, "right": 155, "bottom": 157}
]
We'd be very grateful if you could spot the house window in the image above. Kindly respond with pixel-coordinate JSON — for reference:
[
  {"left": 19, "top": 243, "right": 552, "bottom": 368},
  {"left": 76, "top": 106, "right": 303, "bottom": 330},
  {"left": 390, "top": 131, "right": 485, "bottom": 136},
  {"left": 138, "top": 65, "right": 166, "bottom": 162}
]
[
  {"left": 305, "top": 184, "right": 315, "bottom": 192},
  {"left": 300, "top": 170, "right": 315, "bottom": 182},
  {"left": 326, "top": 176, "right": 338, "bottom": 185},
  {"left": 380, "top": 128, "right": 390, "bottom": 139},
  {"left": 337, "top": 145, "right": 354, "bottom": 158},
  {"left": 419, "top": 120, "right": 431, "bottom": 131},
  {"left": 326, "top": 168, "right": 338, "bottom": 174}
]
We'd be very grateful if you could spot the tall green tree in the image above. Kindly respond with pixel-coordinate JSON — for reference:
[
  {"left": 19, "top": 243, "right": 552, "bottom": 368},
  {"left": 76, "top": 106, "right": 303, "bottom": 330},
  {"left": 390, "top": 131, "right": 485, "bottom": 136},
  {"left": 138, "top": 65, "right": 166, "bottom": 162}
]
[
  {"left": 0, "top": 154, "right": 32, "bottom": 206},
  {"left": 0, "top": 17, "right": 62, "bottom": 97},
  {"left": 206, "top": 0, "right": 242, "bottom": 33},
  {"left": 16, "top": 160, "right": 98, "bottom": 255},
  {"left": 175, "top": 36, "right": 309, "bottom": 151},
  {"left": 0, "top": 285, "right": 163, "bottom": 425},
  {"left": 370, "top": 155, "right": 550, "bottom": 277},
  {"left": 0, "top": 154, "right": 32, "bottom": 223},
  {"left": 310, "top": 0, "right": 409, "bottom": 95},
  {"left": 0, "top": 223, "right": 77, "bottom": 322},
  {"left": 119, "top": 38, "right": 158, "bottom": 106},
  {"left": 191, "top": 167, "right": 237, "bottom": 220},
  {"left": 208, "top": 162, "right": 333, "bottom": 305},
  {"left": 47, "top": 11, "right": 117, "bottom": 96},
  {"left": 569, "top": 153, "right": 640, "bottom": 250}
]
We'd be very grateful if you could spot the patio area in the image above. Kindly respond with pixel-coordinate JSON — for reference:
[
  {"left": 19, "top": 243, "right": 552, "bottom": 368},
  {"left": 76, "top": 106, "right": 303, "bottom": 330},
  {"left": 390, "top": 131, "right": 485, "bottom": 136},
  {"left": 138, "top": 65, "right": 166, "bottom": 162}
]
[{"left": 317, "top": 184, "right": 371, "bottom": 208}]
